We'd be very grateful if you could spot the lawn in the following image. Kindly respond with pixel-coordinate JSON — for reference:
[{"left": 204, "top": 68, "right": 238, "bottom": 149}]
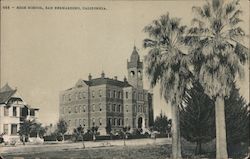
[{"left": 2, "top": 140, "right": 248, "bottom": 159}]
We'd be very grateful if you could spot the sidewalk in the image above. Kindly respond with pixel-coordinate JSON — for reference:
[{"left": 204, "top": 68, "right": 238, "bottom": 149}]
[{"left": 0, "top": 138, "right": 171, "bottom": 155}]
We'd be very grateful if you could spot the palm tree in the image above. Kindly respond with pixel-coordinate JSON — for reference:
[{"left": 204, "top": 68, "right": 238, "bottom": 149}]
[
  {"left": 186, "top": 0, "right": 249, "bottom": 158},
  {"left": 143, "top": 13, "right": 192, "bottom": 159}
]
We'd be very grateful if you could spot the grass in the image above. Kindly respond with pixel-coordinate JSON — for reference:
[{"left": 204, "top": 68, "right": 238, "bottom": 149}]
[{"left": 2, "top": 140, "right": 248, "bottom": 159}]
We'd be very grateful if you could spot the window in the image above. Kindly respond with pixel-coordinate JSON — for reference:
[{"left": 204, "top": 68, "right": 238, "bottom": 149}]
[
  {"left": 133, "top": 92, "right": 136, "bottom": 99},
  {"left": 113, "top": 90, "right": 116, "bottom": 98},
  {"left": 13, "top": 107, "right": 17, "bottom": 116},
  {"left": 108, "top": 118, "right": 112, "bottom": 125},
  {"left": 82, "top": 92, "right": 86, "bottom": 99},
  {"left": 83, "top": 119, "right": 86, "bottom": 127},
  {"left": 4, "top": 107, "right": 9, "bottom": 116},
  {"left": 99, "top": 118, "right": 102, "bottom": 126},
  {"left": 92, "top": 118, "right": 95, "bottom": 126},
  {"left": 68, "top": 120, "right": 71, "bottom": 126},
  {"left": 117, "top": 119, "right": 121, "bottom": 126},
  {"left": 126, "top": 118, "right": 129, "bottom": 126},
  {"left": 78, "top": 92, "right": 81, "bottom": 99},
  {"left": 3, "top": 124, "right": 8, "bottom": 134},
  {"left": 79, "top": 105, "right": 81, "bottom": 113},
  {"left": 75, "top": 119, "right": 78, "bottom": 126},
  {"left": 92, "top": 104, "right": 95, "bottom": 112},
  {"left": 126, "top": 105, "right": 128, "bottom": 112},
  {"left": 126, "top": 92, "right": 128, "bottom": 98},
  {"left": 134, "top": 104, "right": 137, "bottom": 112},
  {"left": 75, "top": 106, "right": 78, "bottom": 113},
  {"left": 107, "top": 103, "right": 111, "bottom": 112},
  {"left": 79, "top": 119, "right": 82, "bottom": 126},
  {"left": 99, "top": 90, "right": 102, "bottom": 97},
  {"left": 99, "top": 103, "right": 102, "bottom": 111},
  {"left": 75, "top": 93, "right": 78, "bottom": 100},
  {"left": 107, "top": 90, "right": 110, "bottom": 98},
  {"left": 118, "top": 91, "right": 121, "bottom": 99},
  {"left": 113, "top": 118, "right": 116, "bottom": 126},
  {"left": 68, "top": 94, "right": 71, "bottom": 101},
  {"left": 117, "top": 105, "right": 120, "bottom": 112},
  {"left": 68, "top": 107, "right": 71, "bottom": 114},
  {"left": 30, "top": 109, "right": 35, "bottom": 116},
  {"left": 92, "top": 91, "right": 95, "bottom": 98},
  {"left": 138, "top": 71, "right": 141, "bottom": 78},
  {"left": 130, "top": 71, "right": 135, "bottom": 77},
  {"left": 112, "top": 104, "right": 116, "bottom": 112},
  {"left": 83, "top": 105, "right": 86, "bottom": 112},
  {"left": 62, "top": 107, "right": 64, "bottom": 114},
  {"left": 143, "top": 106, "right": 146, "bottom": 113}
]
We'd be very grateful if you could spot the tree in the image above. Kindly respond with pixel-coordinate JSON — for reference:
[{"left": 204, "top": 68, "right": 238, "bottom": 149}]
[
  {"left": 73, "top": 125, "right": 85, "bottom": 148},
  {"left": 180, "top": 81, "right": 215, "bottom": 155},
  {"left": 153, "top": 111, "right": 171, "bottom": 135},
  {"left": 225, "top": 84, "right": 249, "bottom": 148},
  {"left": 186, "top": 0, "right": 249, "bottom": 158},
  {"left": 91, "top": 126, "right": 99, "bottom": 141},
  {"left": 18, "top": 119, "right": 33, "bottom": 143},
  {"left": 56, "top": 119, "right": 68, "bottom": 142},
  {"left": 122, "top": 126, "right": 131, "bottom": 146},
  {"left": 143, "top": 13, "right": 192, "bottom": 158},
  {"left": 105, "top": 121, "right": 112, "bottom": 139},
  {"left": 30, "top": 122, "right": 46, "bottom": 138}
]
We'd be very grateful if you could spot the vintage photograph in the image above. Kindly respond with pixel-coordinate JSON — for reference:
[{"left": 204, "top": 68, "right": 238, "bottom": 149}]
[{"left": 0, "top": 0, "right": 249, "bottom": 158}]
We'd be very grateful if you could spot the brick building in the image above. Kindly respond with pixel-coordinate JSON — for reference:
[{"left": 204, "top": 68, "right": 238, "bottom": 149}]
[{"left": 59, "top": 46, "right": 154, "bottom": 135}]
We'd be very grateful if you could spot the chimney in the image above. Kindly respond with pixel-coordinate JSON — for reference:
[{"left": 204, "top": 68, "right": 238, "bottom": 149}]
[
  {"left": 101, "top": 71, "right": 105, "bottom": 78},
  {"left": 88, "top": 73, "right": 92, "bottom": 81},
  {"left": 114, "top": 76, "right": 117, "bottom": 80}
]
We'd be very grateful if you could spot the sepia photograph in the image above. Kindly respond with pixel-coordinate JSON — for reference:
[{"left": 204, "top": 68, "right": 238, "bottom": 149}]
[{"left": 0, "top": 0, "right": 249, "bottom": 158}]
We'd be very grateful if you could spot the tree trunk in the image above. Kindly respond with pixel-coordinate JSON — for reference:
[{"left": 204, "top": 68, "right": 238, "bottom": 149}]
[
  {"left": 215, "top": 96, "right": 228, "bottom": 159},
  {"left": 171, "top": 104, "right": 182, "bottom": 159},
  {"left": 195, "top": 141, "right": 202, "bottom": 155},
  {"left": 62, "top": 134, "right": 65, "bottom": 142}
]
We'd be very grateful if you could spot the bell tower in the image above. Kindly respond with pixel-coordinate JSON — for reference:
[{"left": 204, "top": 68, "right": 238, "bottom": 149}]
[{"left": 127, "top": 46, "right": 143, "bottom": 89}]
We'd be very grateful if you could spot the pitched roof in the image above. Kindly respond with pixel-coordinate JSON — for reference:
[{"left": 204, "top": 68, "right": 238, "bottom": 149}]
[
  {"left": 0, "top": 83, "right": 14, "bottom": 92},
  {"left": 0, "top": 84, "right": 17, "bottom": 104},
  {"left": 85, "top": 77, "right": 131, "bottom": 87}
]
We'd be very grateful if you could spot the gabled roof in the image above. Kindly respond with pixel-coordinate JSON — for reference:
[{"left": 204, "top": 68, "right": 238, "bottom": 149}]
[{"left": 0, "top": 84, "right": 17, "bottom": 104}]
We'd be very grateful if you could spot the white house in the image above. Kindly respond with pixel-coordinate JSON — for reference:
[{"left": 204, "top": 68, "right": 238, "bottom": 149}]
[{"left": 0, "top": 83, "right": 39, "bottom": 142}]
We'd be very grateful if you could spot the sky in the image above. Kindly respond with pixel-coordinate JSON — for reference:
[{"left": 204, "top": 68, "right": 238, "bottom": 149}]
[{"left": 1, "top": 0, "right": 249, "bottom": 125}]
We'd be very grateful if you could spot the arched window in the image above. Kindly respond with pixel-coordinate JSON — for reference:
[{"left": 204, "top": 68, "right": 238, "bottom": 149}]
[
  {"left": 138, "top": 71, "right": 141, "bottom": 78},
  {"left": 130, "top": 71, "right": 135, "bottom": 77}
]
